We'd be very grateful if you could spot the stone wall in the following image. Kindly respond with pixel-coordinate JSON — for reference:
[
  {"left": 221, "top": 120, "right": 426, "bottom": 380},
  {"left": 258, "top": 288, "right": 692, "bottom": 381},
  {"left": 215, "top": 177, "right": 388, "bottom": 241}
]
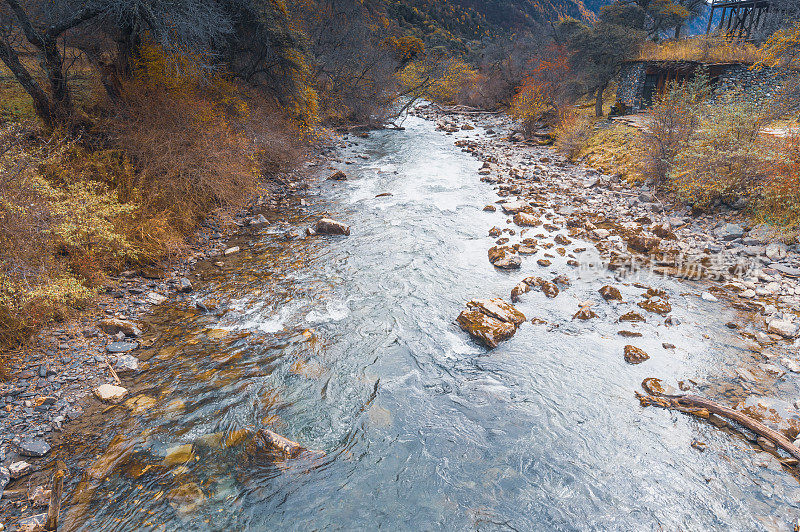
[{"left": 615, "top": 60, "right": 797, "bottom": 113}]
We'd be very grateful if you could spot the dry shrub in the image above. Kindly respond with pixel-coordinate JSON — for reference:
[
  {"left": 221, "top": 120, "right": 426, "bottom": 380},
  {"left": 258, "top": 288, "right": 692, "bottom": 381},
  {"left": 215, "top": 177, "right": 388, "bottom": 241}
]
[
  {"left": 0, "top": 125, "right": 129, "bottom": 354},
  {"left": 669, "top": 93, "right": 775, "bottom": 209},
  {"left": 555, "top": 112, "right": 595, "bottom": 160},
  {"left": 510, "top": 48, "right": 571, "bottom": 136},
  {"left": 639, "top": 74, "right": 710, "bottom": 184},
  {"left": 758, "top": 133, "right": 800, "bottom": 227},
  {"left": 109, "top": 46, "right": 260, "bottom": 257},
  {"left": 637, "top": 35, "right": 761, "bottom": 63}
]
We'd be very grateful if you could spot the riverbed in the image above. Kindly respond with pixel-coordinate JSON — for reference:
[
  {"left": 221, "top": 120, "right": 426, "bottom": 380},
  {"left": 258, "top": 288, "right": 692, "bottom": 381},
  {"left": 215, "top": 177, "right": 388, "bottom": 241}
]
[{"left": 52, "top": 113, "right": 800, "bottom": 531}]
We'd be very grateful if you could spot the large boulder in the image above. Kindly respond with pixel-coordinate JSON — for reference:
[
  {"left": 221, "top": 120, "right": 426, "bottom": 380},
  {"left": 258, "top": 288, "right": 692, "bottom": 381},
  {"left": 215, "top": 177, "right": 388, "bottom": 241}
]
[
  {"left": 467, "top": 298, "right": 526, "bottom": 326},
  {"left": 456, "top": 310, "right": 517, "bottom": 349},
  {"left": 315, "top": 218, "right": 351, "bottom": 236},
  {"left": 488, "top": 246, "right": 521, "bottom": 269}
]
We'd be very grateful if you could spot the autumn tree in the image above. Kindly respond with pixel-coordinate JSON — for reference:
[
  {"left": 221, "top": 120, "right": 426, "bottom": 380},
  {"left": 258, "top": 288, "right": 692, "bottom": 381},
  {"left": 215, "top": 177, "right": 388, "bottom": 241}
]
[{"left": 557, "top": 4, "right": 645, "bottom": 117}]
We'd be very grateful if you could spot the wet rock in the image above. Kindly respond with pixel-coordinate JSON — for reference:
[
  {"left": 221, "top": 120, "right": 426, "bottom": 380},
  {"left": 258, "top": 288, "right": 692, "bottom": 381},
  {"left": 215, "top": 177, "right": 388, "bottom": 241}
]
[
  {"left": 223, "top": 246, "right": 240, "bottom": 256},
  {"left": 28, "top": 485, "right": 50, "bottom": 507},
  {"left": 114, "top": 354, "right": 140, "bottom": 375},
  {"left": 624, "top": 345, "right": 649, "bottom": 364},
  {"left": 663, "top": 342, "right": 676, "bottom": 349},
  {"left": 315, "top": 218, "right": 351, "bottom": 236},
  {"left": 467, "top": 298, "right": 526, "bottom": 326},
  {"left": 146, "top": 291, "right": 168, "bottom": 305},
  {"left": 93, "top": 383, "right": 128, "bottom": 404},
  {"left": 15, "top": 513, "right": 46, "bottom": 532},
  {"left": 511, "top": 282, "right": 530, "bottom": 302},
  {"left": 0, "top": 466, "right": 8, "bottom": 499},
  {"left": 178, "top": 277, "right": 193, "bottom": 293},
  {"left": 638, "top": 297, "right": 671, "bottom": 316},
  {"left": 781, "top": 357, "right": 800, "bottom": 373},
  {"left": 328, "top": 170, "right": 347, "bottom": 180},
  {"left": 248, "top": 214, "right": 269, "bottom": 225},
  {"left": 97, "top": 318, "right": 142, "bottom": 338},
  {"left": 572, "top": 304, "right": 597, "bottom": 320},
  {"left": 599, "top": 285, "right": 622, "bottom": 301},
  {"left": 701, "top": 292, "right": 718, "bottom": 302},
  {"left": 769, "top": 263, "right": 800, "bottom": 278},
  {"left": 627, "top": 234, "right": 660, "bottom": 254},
  {"left": 618, "top": 330, "right": 643, "bottom": 337},
  {"left": 8, "top": 461, "right": 31, "bottom": 479},
  {"left": 592, "top": 229, "right": 611, "bottom": 239},
  {"left": 500, "top": 200, "right": 528, "bottom": 214},
  {"left": 691, "top": 440, "right": 707, "bottom": 452},
  {"left": 488, "top": 246, "right": 521, "bottom": 269},
  {"left": 513, "top": 212, "right": 539, "bottom": 227},
  {"left": 767, "top": 319, "right": 798, "bottom": 338},
  {"left": 164, "top": 443, "right": 195, "bottom": 466},
  {"left": 167, "top": 482, "right": 206, "bottom": 514},
  {"left": 17, "top": 439, "right": 50, "bottom": 458},
  {"left": 483, "top": 205, "right": 496, "bottom": 212},
  {"left": 524, "top": 277, "right": 559, "bottom": 298},
  {"left": 489, "top": 226, "right": 502, "bottom": 237},
  {"left": 107, "top": 341, "right": 138, "bottom": 353},
  {"left": 537, "top": 259, "right": 552, "bottom": 267},
  {"left": 456, "top": 310, "right": 517, "bottom": 348},
  {"left": 619, "top": 311, "right": 645, "bottom": 323}
]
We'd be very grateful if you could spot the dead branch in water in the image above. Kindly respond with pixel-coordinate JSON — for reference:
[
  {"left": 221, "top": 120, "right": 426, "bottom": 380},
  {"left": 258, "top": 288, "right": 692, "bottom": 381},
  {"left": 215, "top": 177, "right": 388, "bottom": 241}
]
[
  {"left": 637, "top": 382, "right": 800, "bottom": 462},
  {"left": 255, "top": 428, "right": 326, "bottom": 459},
  {"left": 430, "top": 103, "right": 502, "bottom": 116},
  {"left": 45, "top": 461, "right": 67, "bottom": 531}
]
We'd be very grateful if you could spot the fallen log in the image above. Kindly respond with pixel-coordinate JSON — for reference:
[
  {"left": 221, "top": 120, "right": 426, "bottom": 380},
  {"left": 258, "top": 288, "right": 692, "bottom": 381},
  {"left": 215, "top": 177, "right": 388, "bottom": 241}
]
[
  {"left": 45, "top": 461, "right": 66, "bottom": 531},
  {"left": 637, "top": 378, "right": 800, "bottom": 462}
]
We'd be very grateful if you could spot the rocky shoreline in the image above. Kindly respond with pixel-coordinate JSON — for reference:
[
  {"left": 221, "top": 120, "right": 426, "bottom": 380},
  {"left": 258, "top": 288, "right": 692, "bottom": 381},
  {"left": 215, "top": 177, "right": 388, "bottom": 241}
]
[
  {"left": 412, "top": 104, "right": 800, "bottom": 471},
  {"left": 0, "top": 166, "right": 317, "bottom": 527}
]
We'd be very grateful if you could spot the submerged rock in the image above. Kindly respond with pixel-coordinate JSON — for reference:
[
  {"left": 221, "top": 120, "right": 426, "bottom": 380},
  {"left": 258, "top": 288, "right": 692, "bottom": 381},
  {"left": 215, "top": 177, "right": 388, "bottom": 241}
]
[
  {"left": 98, "top": 318, "right": 142, "bottom": 338},
  {"left": 624, "top": 345, "right": 650, "bottom": 364},
  {"left": 315, "top": 218, "right": 351, "bottom": 236}
]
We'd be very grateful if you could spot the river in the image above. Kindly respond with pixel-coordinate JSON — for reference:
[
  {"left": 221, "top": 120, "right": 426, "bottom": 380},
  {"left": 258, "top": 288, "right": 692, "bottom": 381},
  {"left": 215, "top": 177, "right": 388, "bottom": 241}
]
[{"left": 57, "top": 114, "right": 800, "bottom": 531}]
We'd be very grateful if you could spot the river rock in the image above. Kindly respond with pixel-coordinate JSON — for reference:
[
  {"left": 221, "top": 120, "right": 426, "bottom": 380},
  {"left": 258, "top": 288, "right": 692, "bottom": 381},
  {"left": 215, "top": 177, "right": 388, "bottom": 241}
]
[
  {"left": 781, "top": 357, "right": 800, "bottom": 373},
  {"left": 483, "top": 205, "right": 496, "bottom": 212},
  {"left": 624, "top": 345, "right": 650, "bottom": 364},
  {"left": 178, "top": 277, "right": 194, "bottom": 293},
  {"left": 15, "top": 513, "right": 46, "bottom": 532},
  {"left": 500, "top": 200, "right": 528, "bottom": 214},
  {"left": 8, "top": 461, "right": 31, "bottom": 479},
  {"left": 714, "top": 223, "right": 745, "bottom": 241},
  {"left": 0, "top": 466, "right": 9, "bottom": 499},
  {"left": 167, "top": 482, "right": 206, "bottom": 514},
  {"left": 488, "top": 246, "right": 521, "bottom": 269},
  {"left": 467, "top": 298, "right": 526, "bottom": 326},
  {"left": 223, "top": 246, "right": 240, "bottom": 256},
  {"left": 701, "top": 292, "right": 718, "bottom": 302},
  {"left": 748, "top": 223, "right": 775, "bottom": 243},
  {"left": 456, "top": 309, "right": 517, "bottom": 348},
  {"left": 315, "top": 218, "right": 351, "bottom": 236},
  {"left": 94, "top": 384, "right": 128, "bottom": 404},
  {"left": 98, "top": 318, "right": 142, "bottom": 338},
  {"left": 620, "top": 311, "right": 645, "bottom": 322},
  {"left": 107, "top": 341, "right": 138, "bottom": 353},
  {"left": 28, "top": 485, "right": 50, "bottom": 507},
  {"left": 767, "top": 319, "right": 798, "bottom": 338},
  {"left": 627, "top": 234, "right": 660, "bottom": 254},
  {"left": 573, "top": 304, "right": 597, "bottom": 320},
  {"left": 513, "top": 212, "right": 539, "bottom": 227},
  {"left": 146, "top": 291, "right": 168, "bottom": 304},
  {"left": 599, "top": 285, "right": 622, "bottom": 301},
  {"left": 511, "top": 282, "right": 530, "bottom": 302},
  {"left": 17, "top": 440, "right": 50, "bottom": 458},
  {"left": 114, "top": 354, "right": 140, "bottom": 375},
  {"left": 765, "top": 242, "right": 788, "bottom": 261},
  {"left": 328, "top": 170, "right": 347, "bottom": 180},
  {"left": 638, "top": 296, "right": 671, "bottom": 316},
  {"left": 524, "top": 277, "right": 559, "bottom": 298}
]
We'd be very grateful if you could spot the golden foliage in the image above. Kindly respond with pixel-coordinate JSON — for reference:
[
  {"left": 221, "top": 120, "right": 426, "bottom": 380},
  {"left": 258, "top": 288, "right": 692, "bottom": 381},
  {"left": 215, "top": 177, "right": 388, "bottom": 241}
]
[
  {"left": 637, "top": 35, "right": 761, "bottom": 64},
  {"left": 399, "top": 57, "right": 478, "bottom": 105}
]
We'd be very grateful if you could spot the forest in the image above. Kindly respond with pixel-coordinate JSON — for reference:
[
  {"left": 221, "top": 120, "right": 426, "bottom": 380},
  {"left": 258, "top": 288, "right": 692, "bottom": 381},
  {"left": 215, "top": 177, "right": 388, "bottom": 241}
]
[{"left": 0, "top": 0, "right": 799, "bottom": 369}]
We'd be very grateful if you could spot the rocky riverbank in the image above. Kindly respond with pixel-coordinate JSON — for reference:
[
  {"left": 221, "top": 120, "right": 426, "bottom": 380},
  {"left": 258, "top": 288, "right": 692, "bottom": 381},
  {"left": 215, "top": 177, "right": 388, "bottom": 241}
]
[
  {"left": 412, "top": 104, "right": 800, "bottom": 472},
  {"left": 0, "top": 169, "right": 320, "bottom": 528}
]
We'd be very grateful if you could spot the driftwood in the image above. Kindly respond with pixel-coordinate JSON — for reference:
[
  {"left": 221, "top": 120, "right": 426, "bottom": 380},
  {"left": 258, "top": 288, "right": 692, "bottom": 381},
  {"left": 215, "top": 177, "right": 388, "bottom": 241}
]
[
  {"left": 637, "top": 378, "right": 800, "bottom": 462},
  {"left": 45, "top": 461, "right": 66, "bottom": 531},
  {"left": 430, "top": 103, "right": 502, "bottom": 116}
]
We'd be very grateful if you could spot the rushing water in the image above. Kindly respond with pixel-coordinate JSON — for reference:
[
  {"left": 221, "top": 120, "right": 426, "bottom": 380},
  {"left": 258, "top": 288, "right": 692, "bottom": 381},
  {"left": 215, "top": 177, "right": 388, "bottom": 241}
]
[{"left": 59, "top": 115, "right": 800, "bottom": 531}]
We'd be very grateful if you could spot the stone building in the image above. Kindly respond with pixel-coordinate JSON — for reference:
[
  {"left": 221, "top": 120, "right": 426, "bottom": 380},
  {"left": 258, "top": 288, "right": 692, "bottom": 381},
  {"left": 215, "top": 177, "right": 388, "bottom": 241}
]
[{"left": 615, "top": 60, "right": 795, "bottom": 113}]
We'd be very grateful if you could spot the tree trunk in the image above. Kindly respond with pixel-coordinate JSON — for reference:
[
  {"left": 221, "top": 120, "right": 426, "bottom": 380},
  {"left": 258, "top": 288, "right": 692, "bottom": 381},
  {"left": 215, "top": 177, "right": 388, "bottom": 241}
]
[
  {"left": 675, "top": 23, "right": 683, "bottom": 39},
  {"left": 595, "top": 83, "right": 606, "bottom": 117},
  {"left": 0, "top": 40, "right": 54, "bottom": 128},
  {"left": 41, "top": 38, "right": 73, "bottom": 124}
]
